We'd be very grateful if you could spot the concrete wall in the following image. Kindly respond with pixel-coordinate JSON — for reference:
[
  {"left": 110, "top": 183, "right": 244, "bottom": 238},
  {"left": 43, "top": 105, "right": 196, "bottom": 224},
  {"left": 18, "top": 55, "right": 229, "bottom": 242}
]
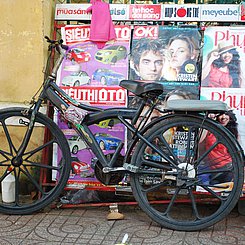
[
  {"left": 0, "top": 0, "right": 55, "bottom": 104},
  {"left": 0, "top": 1, "right": 56, "bottom": 179}
]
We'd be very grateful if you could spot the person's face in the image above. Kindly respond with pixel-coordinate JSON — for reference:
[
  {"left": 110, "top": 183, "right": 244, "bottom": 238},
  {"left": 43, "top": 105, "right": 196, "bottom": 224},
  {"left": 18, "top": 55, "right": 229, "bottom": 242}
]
[
  {"left": 168, "top": 39, "right": 192, "bottom": 70},
  {"left": 220, "top": 51, "right": 233, "bottom": 64},
  {"left": 137, "top": 50, "right": 164, "bottom": 81},
  {"left": 217, "top": 113, "right": 230, "bottom": 127}
]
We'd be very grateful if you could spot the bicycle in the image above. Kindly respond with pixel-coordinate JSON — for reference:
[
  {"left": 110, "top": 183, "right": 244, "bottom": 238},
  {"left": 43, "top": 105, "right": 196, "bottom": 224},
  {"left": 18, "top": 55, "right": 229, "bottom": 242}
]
[{"left": 0, "top": 37, "right": 244, "bottom": 231}]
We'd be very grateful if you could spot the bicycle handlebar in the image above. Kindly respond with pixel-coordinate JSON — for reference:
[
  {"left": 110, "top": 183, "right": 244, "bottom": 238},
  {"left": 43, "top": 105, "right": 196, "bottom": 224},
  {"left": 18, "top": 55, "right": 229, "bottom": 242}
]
[
  {"left": 45, "top": 36, "right": 69, "bottom": 52},
  {"left": 44, "top": 36, "right": 69, "bottom": 77}
]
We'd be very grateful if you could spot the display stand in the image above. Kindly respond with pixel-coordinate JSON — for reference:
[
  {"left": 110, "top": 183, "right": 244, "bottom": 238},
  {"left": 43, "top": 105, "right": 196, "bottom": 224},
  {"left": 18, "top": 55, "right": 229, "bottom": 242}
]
[{"left": 48, "top": 2, "right": 245, "bottom": 213}]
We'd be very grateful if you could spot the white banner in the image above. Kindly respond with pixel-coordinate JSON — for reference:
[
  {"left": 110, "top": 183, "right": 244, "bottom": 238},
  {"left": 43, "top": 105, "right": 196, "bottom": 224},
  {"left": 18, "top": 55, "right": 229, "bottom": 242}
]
[
  {"left": 200, "top": 4, "right": 239, "bottom": 22},
  {"left": 55, "top": 4, "right": 91, "bottom": 21},
  {"left": 55, "top": 3, "right": 243, "bottom": 22}
]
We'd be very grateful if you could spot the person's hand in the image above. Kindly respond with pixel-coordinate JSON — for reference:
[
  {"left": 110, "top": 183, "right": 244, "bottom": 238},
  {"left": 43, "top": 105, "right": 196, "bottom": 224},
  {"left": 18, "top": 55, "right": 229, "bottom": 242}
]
[
  {"left": 209, "top": 51, "right": 220, "bottom": 63},
  {"left": 208, "top": 113, "right": 216, "bottom": 119},
  {"left": 208, "top": 113, "right": 217, "bottom": 120}
]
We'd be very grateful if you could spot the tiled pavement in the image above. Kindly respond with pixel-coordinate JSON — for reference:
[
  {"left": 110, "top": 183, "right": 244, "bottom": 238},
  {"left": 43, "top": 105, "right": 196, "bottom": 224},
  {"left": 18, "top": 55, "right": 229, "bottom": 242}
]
[{"left": 0, "top": 204, "right": 244, "bottom": 245}]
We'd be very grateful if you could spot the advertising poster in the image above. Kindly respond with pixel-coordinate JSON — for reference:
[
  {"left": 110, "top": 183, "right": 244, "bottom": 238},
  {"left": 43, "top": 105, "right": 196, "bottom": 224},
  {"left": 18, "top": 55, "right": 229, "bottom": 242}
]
[
  {"left": 200, "top": 87, "right": 245, "bottom": 194},
  {"left": 200, "top": 4, "right": 239, "bottom": 22},
  {"left": 201, "top": 26, "right": 245, "bottom": 89},
  {"left": 201, "top": 26, "right": 245, "bottom": 148},
  {"left": 129, "top": 25, "right": 201, "bottom": 109},
  {"left": 241, "top": 2, "right": 245, "bottom": 21},
  {"left": 129, "top": 25, "right": 202, "bottom": 84},
  {"left": 55, "top": 25, "right": 131, "bottom": 190},
  {"left": 162, "top": 4, "right": 200, "bottom": 22},
  {"left": 200, "top": 26, "right": 245, "bottom": 194},
  {"left": 129, "top": 4, "right": 161, "bottom": 20},
  {"left": 129, "top": 25, "right": 201, "bottom": 161}
]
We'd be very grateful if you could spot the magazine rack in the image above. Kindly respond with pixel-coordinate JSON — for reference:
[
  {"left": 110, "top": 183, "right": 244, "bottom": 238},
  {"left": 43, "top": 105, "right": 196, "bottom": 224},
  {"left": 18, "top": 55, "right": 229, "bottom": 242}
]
[{"left": 45, "top": 2, "right": 245, "bottom": 210}]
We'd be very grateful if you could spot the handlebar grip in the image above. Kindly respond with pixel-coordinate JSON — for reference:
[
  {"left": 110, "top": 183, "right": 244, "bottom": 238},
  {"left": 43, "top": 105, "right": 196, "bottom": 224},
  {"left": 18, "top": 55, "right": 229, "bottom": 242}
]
[
  {"left": 45, "top": 36, "right": 69, "bottom": 51},
  {"left": 61, "top": 44, "right": 69, "bottom": 51},
  {"left": 58, "top": 39, "right": 69, "bottom": 50},
  {"left": 45, "top": 36, "right": 53, "bottom": 43}
]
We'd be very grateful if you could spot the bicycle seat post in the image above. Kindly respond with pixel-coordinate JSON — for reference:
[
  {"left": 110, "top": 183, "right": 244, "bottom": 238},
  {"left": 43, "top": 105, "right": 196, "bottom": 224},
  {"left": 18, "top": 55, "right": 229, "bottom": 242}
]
[{"left": 131, "top": 98, "right": 148, "bottom": 125}]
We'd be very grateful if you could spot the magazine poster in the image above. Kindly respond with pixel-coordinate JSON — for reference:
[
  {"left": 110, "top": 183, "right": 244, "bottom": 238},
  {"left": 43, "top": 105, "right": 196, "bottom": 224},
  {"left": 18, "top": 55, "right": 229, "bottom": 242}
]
[
  {"left": 54, "top": 25, "right": 131, "bottom": 190},
  {"left": 201, "top": 26, "right": 245, "bottom": 89},
  {"left": 129, "top": 25, "right": 202, "bottom": 83},
  {"left": 242, "top": 2, "right": 245, "bottom": 21},
  {"left": 200, "top": 26, "right": 245, "bottom": 194},
  {"left": 129, "top": 26, "right": 201, "bottom": 161},
  {"left": 200, "top": 87, "right": 245, "bottom": 194}
]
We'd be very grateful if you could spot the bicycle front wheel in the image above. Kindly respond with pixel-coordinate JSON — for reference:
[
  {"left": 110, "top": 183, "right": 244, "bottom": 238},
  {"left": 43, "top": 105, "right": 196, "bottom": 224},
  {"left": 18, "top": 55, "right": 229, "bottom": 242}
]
[
  {"left": 130, "top": 115, "right": 244, "bottom": 231},
  {"left": 0, "top": 108, "right": 71, "bottom": 214}
]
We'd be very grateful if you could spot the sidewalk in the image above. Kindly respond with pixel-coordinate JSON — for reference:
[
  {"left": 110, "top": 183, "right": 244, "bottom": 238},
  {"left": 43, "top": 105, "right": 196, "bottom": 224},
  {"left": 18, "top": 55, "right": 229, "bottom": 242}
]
[{"left": 0, "top": 203, "right": 244, "bottom": 245}]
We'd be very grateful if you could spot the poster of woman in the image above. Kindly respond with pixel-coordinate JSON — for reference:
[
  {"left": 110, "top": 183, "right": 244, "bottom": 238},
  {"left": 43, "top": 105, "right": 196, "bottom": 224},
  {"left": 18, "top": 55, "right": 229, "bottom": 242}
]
[
  {"left": 201, "top": 26, "right": 245, "bottom": 152},
  {"left": 201, "top": 26, "right": 245, "bottom": 89}
]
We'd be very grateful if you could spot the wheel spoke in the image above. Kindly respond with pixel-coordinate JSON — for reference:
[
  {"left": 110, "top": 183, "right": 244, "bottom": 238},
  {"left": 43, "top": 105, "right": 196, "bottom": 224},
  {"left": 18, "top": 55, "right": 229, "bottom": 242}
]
[
  {"left": 0, "top": 159, "right": 11, "bottom": 167},
  {"left": 188, "top": 187, "right": 201, "bottom": 220},
  {"left": 158, "top": 134, "right": 180, "bottom": 166},
  {"left": 0, "top": 169, "right": 11, "bottom": 182},
  {"left": 23, "top": 139, "right": 56, "bottom": 161},
  {"left": 190, "top": 126, "right": 206, "bottom": 165},
  {"left": 183, "top": 126, "right": 193, "bottom": 163},
  {"left": 0, "top": 149, "right": 12, "bottom": 160},
  {"left": 11, "top": 168, "right": 21, "bottom": 206},
  {"left": 1, "top": 119, "right": 17, "bottom": 155},
  {"left": 142, "top": 134, "right": 178, "bottom": 168},
  {"left": 141, "top": 181, "right": 169, "bottom": 193},
  {"left": 24, "top": 159, "right": 61, "bottom": 171},
  {"left": 163, "top": 187, "right": 181, "bottom": 216},
  {"left": 140, "top": 159, "right": 173, "bottom": 171},
  {"left": 197, "top": 140, "right": 220, "bottom": 165},
  {"left": 20, "top": 165, "right": 45, "bottom": 195},
  {"left": 198, "top": 184, "right": 228, "bottom": 201},
  {"left": 198, "top": 167, "right": 232, "bottom": 176}
]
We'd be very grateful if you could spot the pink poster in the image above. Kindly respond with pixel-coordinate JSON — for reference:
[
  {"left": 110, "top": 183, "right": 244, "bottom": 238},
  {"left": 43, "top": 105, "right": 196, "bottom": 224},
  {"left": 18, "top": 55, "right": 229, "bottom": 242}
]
[{"left": 55, "top": 25, "right": 130, "bottom": 190}]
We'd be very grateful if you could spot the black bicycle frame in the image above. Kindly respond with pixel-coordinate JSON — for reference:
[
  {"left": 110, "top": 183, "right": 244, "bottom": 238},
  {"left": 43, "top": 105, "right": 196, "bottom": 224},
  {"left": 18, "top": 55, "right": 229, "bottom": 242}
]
[
  {"left": 40, "top": 76, "right": 182, "bottom": 171},
  {"left": 41, "top": 77, "right": 138, "bottom": 169}
]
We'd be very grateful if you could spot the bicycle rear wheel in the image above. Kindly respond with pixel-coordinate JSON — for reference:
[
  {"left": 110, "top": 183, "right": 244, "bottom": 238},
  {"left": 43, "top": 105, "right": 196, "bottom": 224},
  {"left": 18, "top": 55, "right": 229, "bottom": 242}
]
[
  {"left": 130, "top": 115, "right": 244, "bottom": 231},
  {"left": 0, "top": 108, "right": 71, "bottom": 214}
]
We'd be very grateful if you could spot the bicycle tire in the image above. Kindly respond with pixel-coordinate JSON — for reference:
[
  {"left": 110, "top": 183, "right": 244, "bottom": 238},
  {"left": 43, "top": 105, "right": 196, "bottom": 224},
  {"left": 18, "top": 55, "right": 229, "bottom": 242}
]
[
  {"left": 0, "top": 107, "right": 71, "bottom": 214},
  {"left": 130, "top": 115, "right": 244, "bottom": 231}
]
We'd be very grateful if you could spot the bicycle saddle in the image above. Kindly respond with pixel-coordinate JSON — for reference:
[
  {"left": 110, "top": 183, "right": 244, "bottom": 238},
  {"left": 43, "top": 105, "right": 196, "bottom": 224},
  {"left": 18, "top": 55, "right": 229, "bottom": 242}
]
[{"left": 119, "top": 80, "right": 163, "bottom": 97}]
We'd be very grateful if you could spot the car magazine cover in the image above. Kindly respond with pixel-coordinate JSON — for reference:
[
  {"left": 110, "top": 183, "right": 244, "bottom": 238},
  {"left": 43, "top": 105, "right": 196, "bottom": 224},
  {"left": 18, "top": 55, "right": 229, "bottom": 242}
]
[
  {"left": 200, "top": 26, "right": 245, "bottom": 194},
  {"left": 53, "top": 25, "right": 131, "bottom": 190}
]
